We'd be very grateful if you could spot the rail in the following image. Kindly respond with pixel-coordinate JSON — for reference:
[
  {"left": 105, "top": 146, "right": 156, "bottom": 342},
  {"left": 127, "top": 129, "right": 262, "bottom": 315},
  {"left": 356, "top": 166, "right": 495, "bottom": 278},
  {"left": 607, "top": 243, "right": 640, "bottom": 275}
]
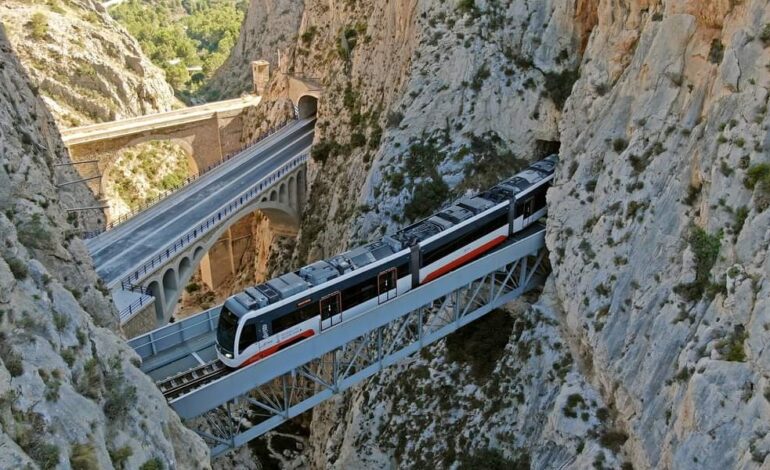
[
  {"left": 83, "top": 120, "right": 295, "bottom": 239},
  {"left": 117, "top": 153, "right": 308, "bottom": 291},
  {"left": 158, "top": 360, "right": 228, "bottom": 400}
]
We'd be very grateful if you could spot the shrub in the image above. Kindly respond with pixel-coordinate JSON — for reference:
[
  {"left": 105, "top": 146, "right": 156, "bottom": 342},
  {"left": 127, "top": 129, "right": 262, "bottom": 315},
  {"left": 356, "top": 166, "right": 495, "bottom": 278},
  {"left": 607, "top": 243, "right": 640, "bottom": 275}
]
[
  {"left": 445, "top": 309, "right": 513, "bottom": 380},
  {"left": 403, "top": 177, "right": 449, "bottom": 221},
  {"left": 599, "top": 430, "right": 629, "bottom": 452},
  {"left": 310, "top": 139, "right": 342, "bottom": 164},
  {"left": 103, "top": 359, "right": 138, "bottom": 421},
  {"left": 470, "top": 63, "right": 490, "bottom": 91},
  {"left": 140, "top": 457, "right": 164, "bottom": 470},
  {"left": 760, "top": 24, "right": 770, "bottom": 46},
  {"left": 109, "top": 446, "right": 133, "bottom": 470},
  {"left": 300, "top": 25, "right": 317, "bottom": 44},
  {"left": 185, "top": 282, "right": 200, "bottom": 293},
  {"left": 53, "top": 313, "right": 69, "bottom": 332},
  {"left": 70, "top": 443, "right": 99, "bottom": 470},
  {"left": 456, "top": 0, "right": 477, "bottom": 16},
  {"left": 30, "top": 13, "right": 49, "bottom": 40},
  {"left": 675, "top": 227, "right": 721, "bottom": 301},
  {"left": 458, "top": 448, "right": 529, "bottom": 470},
  {"left": 718, "top": 325, "right": 748, "bottom": 362},
  {"left": 350, "top": 132, "right": 366, "bottom": 148},
  {"left": 708, "top": 39, "right": 724, "bottom": 64},
  {"left": 612, "top": 138, "right": 628, "bottom": 152},
  {"left": 386, "top": 111, "right": 404, "bottom": 128},
  {"left": 734, "top": 206, "right": 749, "bottom": 234},
  {"left": 6, "top": 257, "right": 28, "bottom": 280},
  {"left": 16, "top": 412, "right": 59, "bottom": 469},
  {"left": 745, "top": 163, "right": 770, "bottom": 189},
  {"left": 543, "top": 69, "right": 579, "bottom": 110},
  {"left": 746, "top": 164, "right": 770, "bottom": 212}
]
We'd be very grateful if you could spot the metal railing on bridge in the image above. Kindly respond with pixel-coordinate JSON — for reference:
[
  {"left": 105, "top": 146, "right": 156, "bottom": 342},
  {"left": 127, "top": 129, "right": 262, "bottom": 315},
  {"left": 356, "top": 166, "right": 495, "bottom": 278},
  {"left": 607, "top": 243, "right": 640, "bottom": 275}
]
[
  {"left": 84, "top": 120, "right": 296, "bottom": 239},
  {"left": 129, "top": 224, "right": 548, "bottom": 457}
]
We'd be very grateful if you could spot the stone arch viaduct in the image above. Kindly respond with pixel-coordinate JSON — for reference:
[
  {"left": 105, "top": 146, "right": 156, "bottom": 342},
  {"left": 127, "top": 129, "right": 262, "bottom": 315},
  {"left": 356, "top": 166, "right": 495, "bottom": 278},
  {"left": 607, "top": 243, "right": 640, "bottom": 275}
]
[{"left": 65, "top": 65, "right": 323, "bottom": 336}]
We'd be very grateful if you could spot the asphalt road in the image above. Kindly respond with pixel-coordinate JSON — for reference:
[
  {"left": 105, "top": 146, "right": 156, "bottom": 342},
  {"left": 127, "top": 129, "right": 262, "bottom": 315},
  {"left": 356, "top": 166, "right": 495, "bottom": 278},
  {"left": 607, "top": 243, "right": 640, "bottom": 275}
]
[{"left": 88, "top": 118, "right": 315, "bottom": 285}]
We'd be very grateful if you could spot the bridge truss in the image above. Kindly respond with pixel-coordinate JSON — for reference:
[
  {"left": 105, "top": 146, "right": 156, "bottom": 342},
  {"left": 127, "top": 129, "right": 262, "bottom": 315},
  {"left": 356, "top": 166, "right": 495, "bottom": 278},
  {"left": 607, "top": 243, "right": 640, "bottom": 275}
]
[{"left": 130, "top": 225, "right": 548, "bottom": 458}]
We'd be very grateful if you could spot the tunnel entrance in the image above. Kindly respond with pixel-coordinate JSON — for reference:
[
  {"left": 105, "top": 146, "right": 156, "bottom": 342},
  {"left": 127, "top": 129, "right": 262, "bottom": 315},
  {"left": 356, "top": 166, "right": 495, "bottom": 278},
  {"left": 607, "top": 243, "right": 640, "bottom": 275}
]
[
  {"left": 534, "top": 139, "right": 561, "bottom": 159},
  {"left": 297, "top": 95, "right": 318, "bottom": 119}
]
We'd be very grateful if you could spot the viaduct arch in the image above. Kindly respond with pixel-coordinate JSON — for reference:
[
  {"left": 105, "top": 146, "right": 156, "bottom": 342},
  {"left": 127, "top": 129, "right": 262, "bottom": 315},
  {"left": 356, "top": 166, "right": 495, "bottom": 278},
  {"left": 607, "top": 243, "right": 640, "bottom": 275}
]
[{"left": 123, "top": 167, "right": 305, "bottom": 335}]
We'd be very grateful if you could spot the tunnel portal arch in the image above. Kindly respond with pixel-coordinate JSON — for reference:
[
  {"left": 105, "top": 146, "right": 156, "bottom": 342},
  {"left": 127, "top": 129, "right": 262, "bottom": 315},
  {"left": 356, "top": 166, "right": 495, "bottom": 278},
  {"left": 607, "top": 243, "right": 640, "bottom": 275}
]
[{"left": 297, "top": 95, "right": 318, "bottom": 119}]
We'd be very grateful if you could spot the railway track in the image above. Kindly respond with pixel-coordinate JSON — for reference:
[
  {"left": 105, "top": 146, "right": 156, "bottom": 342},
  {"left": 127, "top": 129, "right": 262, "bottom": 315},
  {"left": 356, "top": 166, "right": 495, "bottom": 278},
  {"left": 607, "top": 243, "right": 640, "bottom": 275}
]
[{"left": 157, "top": 360, "right": 229, "bottom": 400}]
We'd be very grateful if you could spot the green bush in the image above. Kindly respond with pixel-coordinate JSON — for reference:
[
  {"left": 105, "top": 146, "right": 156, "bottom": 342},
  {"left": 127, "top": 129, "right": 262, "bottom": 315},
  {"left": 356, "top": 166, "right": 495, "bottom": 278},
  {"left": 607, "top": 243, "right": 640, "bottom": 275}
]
[
  {"left": 140, "top": 457, "right": 164, "bottom": 470},
  {"left": 350, "top": 132, "right": 366, "bottom": 148},
  {"left": 16, "top": 412, "right": 59, "bottom": 469},
  {"left": 745, "top": 164, "right": 770, "bottom": 211},
  {"left": 458, "top": 448, "right": 529, "bottom": 470},
  {"left": 30, "top": 13, "right": 49, "bottom": 40},
  {"left": 70, "top": 443, "right": 99, "bottom": 470},
  {"left": 456, "top": 0, "right": 478, "bottom": 16},
  {"left": 470, "top": 63, "right": 490, "bottom": 91},
  {"left": 386, "top": 111, "right": 404, "bottom": 128},
  {"left": 543, "top": 69, "right": 579, "bottom": 110},
  {"left": 708, "top": 39, "right": 725, "bottom": 64},
  {"left": 310, "top": 139, "right": 342, "bottom": 164},
  {"left": 445, "top": 309, "right": 513, "bottom": 380},
  {"left": 599, "top": 430, "right": 629, "bottom": 452},
  {"left": 675, "top": 227, "right": 721, "bottom": 301},
  {"left": 761, "top": 24, "right": 770, "bottom": 45},
  {"left": 103, "top": 359, "right": 138, "bottom": 421},
  {"left": 109, "top": 446, "right": 133, "bottom": 470},
  {"left": 613, "top": 138, "right": 628, "bottom": 152},
  {"left": 403, "top": 177, "right": 449, "bottom": 221},
  {"left": 6, "top": 257, "right": 28, "bottom": 280}
]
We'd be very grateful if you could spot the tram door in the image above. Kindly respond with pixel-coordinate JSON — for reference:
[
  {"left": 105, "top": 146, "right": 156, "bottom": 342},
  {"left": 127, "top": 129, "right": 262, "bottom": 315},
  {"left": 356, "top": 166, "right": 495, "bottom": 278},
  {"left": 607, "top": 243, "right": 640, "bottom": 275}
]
[
  {"left": 522, "top": 197, "right": 535, "bottom": 221},
  {"left": 320, "top": 291, "right": 342, "bottom": 329},
  {"left": 378, "top": 268, "right": 398, "bottom": 304}
]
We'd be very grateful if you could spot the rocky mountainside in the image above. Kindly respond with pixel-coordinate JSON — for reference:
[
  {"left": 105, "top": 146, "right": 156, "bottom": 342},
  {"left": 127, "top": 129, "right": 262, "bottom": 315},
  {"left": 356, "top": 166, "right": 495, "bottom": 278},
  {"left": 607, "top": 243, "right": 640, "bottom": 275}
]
[
  {"left": 204, "top": 0, "right": 305, "bottom": 99},
  {"left": 0, "top": 25, "right": 210, "bottom": 469},
  {"left": 0, "top": 0, "right": 178, "bottom": 127},
  {"left": 550, "top": 0, "right": 770, "bottom": 467},
  {"left": 215, "top": 0, "right": 770, "bottom": 468}
]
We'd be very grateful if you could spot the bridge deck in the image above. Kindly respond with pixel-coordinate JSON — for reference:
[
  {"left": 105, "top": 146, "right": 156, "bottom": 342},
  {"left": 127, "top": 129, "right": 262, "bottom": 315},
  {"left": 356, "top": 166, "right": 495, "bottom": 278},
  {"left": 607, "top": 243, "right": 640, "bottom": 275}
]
[
  {"left": 61, "top": 95, "right": 262, "bottom": 145},
  {"left": 88, "top": 119, "right": 315, "bottom": 286},
  {"left": 129, "top": 224, "right": 546, "bottom": 421}
]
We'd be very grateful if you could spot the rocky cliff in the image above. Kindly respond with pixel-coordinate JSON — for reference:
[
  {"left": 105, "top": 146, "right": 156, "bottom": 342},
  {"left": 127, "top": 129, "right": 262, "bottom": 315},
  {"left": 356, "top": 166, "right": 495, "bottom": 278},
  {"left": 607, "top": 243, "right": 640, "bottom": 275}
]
[
  {"left": 0, "top": 0, "right": 178, "bottom": 127},
  {"left": 549, "top": 0, "right": 770, "bottom": 467},
  {"left": 204, "top": 0, "right": 305, "bottom": 99},
  {"left": 0, "top": 25, "right": 210, "bottom": 469},
  {"left": 216, "top": 0, "right": 770, "bottom": 468}
]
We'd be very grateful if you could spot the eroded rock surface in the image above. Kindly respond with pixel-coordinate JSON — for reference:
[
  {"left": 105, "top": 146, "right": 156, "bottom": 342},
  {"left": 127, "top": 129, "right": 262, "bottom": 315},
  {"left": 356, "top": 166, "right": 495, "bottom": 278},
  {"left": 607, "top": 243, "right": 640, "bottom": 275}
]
[
  {"left": 0, "top": 0, "right": 178, "bottom": 127},
  {"left": 0, "top": 24, "right": 210, "bottom": 469}
]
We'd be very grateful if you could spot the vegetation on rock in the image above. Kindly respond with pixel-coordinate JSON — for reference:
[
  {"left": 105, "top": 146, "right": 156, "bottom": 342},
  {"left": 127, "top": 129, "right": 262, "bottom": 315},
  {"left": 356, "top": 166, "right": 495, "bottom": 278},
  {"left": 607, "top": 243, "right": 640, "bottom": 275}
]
[{"left": 110, "top": 0, "right": 246, "bottom": 98}]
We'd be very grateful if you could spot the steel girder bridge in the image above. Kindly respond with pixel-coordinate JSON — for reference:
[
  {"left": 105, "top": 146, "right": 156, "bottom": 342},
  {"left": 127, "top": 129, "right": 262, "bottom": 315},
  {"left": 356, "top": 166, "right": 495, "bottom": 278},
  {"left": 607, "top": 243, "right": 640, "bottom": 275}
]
[{"left": 129, "top": 224, "right": 548, "bottom": 458}]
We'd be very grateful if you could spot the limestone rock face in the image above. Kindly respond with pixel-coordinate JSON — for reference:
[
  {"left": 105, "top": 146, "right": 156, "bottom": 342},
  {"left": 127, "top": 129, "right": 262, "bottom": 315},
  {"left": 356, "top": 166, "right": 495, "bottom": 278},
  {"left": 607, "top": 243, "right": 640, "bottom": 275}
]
[
  {"left": 0, "top": 24, "right": 210, "bottom": 468},
  {"left": 0, "top": 0, "right": 179, "bottom": 127},
  {"left": 549, "top": 1, "right": 770, "bottom": 468}
]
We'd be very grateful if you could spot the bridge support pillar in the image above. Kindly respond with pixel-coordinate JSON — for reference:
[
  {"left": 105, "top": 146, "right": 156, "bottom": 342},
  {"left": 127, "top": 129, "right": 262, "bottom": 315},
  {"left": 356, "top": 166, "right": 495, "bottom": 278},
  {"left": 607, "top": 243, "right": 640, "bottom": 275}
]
[
  {"left": 192, "top": 117, "right": 225, "bottom": 170},
  {"left": 200, "top": 240, "right": 234, "bottom": 291}
]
